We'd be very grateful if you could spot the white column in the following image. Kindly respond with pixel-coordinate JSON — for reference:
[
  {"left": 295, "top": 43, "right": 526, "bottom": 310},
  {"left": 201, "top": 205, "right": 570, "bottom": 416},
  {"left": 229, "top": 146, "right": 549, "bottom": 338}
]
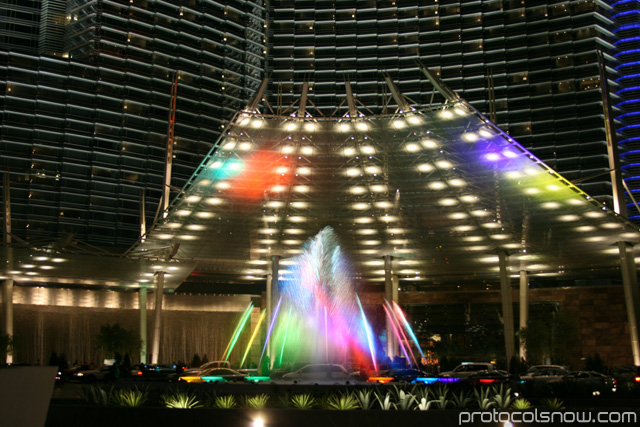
[
  {"left": 384, "top": 255, "right": 398, "bottom": 359},
  {"left": 3, "top": 172, "right": 13, "bottom": 364},
  {"left": 2, "top": 279, "right": 13, "bottom": 364},
  {"left": 498, "top": 251, "right": 515, "bottom": 367},
  {"left": 150, "top": 272, "right": 164, "bottom": 365},
  {"left": 519, "top": 270, "right": 529, "bottom": 361},
  {"left": 618, "top": 241, "right": 640, "bottom": 365},
  {"left": 139, "top": 287, "right": 147, "bottom": 364}
]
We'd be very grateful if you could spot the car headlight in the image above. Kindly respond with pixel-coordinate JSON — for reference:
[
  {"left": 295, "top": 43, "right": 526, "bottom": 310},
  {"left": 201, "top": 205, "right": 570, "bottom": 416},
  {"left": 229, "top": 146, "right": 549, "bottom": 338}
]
[{"left": 76, "top": 372, "right": 84, "bottom": 377}]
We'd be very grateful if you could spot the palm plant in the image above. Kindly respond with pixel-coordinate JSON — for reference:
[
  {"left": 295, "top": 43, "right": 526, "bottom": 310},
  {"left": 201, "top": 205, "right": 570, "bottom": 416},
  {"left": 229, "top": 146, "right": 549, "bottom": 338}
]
[
  {"left": 431, "top": 384, "right": 450, "bottom": 409},
  {"left": 327, "top": 392, "right": 360, "bottom": 410},
  {"left": 511, "top": 398, "right": 533, "bottom": 410},
  {"left": 540, "top": 398, "right": 565, "bottom": 411},
  {"left": 396, "top": 390, "right": 417, "bottom": 410},
  {"left": 110, "top": 387, "right": 148, "bottom": 407},
  {"left": 414, "top": 385, "right": 432, "bottom": 403},
  {"left": 491, "top": 384, "right": 513, "bottom": 409},
  {"left": 275, "top": 391, "right": 291, "bottom": 409},
  {"left": 450, "top": 389, "right": 473, "bottom": 409},
  {"left": 290, "top": 393, "right": 316, "bottom": 409},
  {"left": 374, "top": 391, "right": 396, "bottom": 410},
  {"left": 161, "top": 391, "right": 203, "bottom": 409},
  {"left": 214, "top": 395, "right": 237, "bottom": 409},
  {"left": 244, "top": 394, "right": 270, "bottom": 409},
  {"left": 473, "top": 386, "right": 495, "bottom": 410},
  {"left": 356, "top": 389, "right": 375, "bottom": 410},
  {"left": 79, "top": 384, "right": 111, "bottom": 406},
  {"left": 416, "top": 397, "right": 433, "bottom": 411}
]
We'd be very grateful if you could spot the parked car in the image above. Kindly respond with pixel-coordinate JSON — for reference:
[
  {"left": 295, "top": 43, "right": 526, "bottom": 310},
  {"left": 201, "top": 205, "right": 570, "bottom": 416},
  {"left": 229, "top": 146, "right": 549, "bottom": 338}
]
[
  {"left": 526, "top": 365, "right": 569, "bottom": 375},
  {"left": 367, "top": 368, "right": 433, "bottom": 384},
  {"left": 170, "top": 361, "right": 230, "bottom": 381},
  {"left": 179, "top": 367, "right": 270, "bottom": 384},
  {"left": 56, "top": 364, "right": 99, "bottom": 383},
  {"left": 548, "top": 371, "right": 617, "bottom": 395},
  {"left": 520, "top": 365, "right": 569, "bottom": 385},
  {"left": 439, "top": 362, "right": 505, "bottom": 379},
  {"left": 132, "top": 364, "right": 182, "bottom": 381},
  {"left": 72, "top": 366, "right": 116, "bottom": 382},
  {"left": 610, "top": 365, "right": 640, "bottom": 390},
  {"left": 280, "top": 364, "right": 358, "bottom": 384}
]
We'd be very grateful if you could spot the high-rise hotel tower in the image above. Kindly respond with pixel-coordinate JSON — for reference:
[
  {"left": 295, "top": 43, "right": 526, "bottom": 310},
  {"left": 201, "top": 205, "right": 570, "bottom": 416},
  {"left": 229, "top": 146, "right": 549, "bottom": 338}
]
[{"left": 2, "top": 0, "right": 638, "bottom": 247}]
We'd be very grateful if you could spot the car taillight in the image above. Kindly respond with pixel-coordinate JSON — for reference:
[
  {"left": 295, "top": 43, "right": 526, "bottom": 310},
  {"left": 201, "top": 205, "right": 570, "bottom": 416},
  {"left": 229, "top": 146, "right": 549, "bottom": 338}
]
[
  {"left": 137, "top": 371, "right": 143, "bottom": 376},
  {"left": 478, "top": 379, "right": 495, "bottom": 384},
  {"left": 635, "top": 376, "right": 640, "bottom": 383},
  {"left": 366, "top": 376, "right": 394, "bottom": 384}
]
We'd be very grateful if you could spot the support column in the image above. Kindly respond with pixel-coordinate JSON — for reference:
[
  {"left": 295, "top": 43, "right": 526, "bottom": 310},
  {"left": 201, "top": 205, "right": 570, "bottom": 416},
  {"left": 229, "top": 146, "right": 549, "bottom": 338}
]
[
  {"left": 139, "top": 287, "right": 147, "bottom": 364},
  {"left": 266, "top": 255, "right": 280, "bottom": 364},
  {"left": 498, "top": 251, "right": 515, "bottom": 367},
  {"left": 150, "top": 271, "right": 164, "bottom": 365},
  {"left": 1, "top": 279, "right": 13, "bottom": 364},
  {"left": 618, "top": 242, "right": 640, "bottom": 365},
  {"left": 384, "top": 255, "right": 398, "bottom": 359},
  {"left": 3, "top": 172, "right": 13, "bottom": 364},
  {"left": 519, "top": 270, "right": 529, "bottom": 361}
]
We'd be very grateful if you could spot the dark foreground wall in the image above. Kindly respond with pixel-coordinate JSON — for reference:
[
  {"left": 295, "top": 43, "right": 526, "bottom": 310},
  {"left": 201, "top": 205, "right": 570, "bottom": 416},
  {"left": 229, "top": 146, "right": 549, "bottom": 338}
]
[{"left": 46, "top": 405, "right": 640, "bottom": 427}]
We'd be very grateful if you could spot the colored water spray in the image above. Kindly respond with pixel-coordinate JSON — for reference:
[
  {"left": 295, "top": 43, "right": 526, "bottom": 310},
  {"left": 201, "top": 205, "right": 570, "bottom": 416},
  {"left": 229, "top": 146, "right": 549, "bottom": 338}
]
[
  {"left": 222, "top": 302, "right": 253, "bottom": 361},
  {"left": 383, "top": 303, "right": 412, "bottom": 364},
  {"left": 278, "top": 307, "right": 292, "bottom": 367},
  {"left": 259, "top": 296, "right": 282, "bottom": 365},
  {"left": 385, "top": 300, "right": 418, "bottom": 367},
  {"left": 392, "top": 301, "right": 426, "bottom": 361},
  {"left": 240, "top": 309, "right": 266, "bottom": 368},
  {"left": 356, "top": 295, "right": 378, "bottom": 372}
]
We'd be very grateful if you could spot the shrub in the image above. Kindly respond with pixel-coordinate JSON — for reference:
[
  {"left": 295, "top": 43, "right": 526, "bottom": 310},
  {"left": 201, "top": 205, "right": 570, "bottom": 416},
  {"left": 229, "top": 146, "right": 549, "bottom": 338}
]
[
  {"left": 244, "top": 394, "right": 270, "bottom": 409},
  {"left": 540, "top": 398, "right": 565, "bottom": 411},
  {"left": 110, "top": 387, "right": 148, "bottom": 407},
  {"left": 327, "top": 392, "right": 360, "bottom": 410},
  {"left": 491, "top": 384, "right": 513, "bottom": 409},
  {"left": 79, "top": 384, "right": 111, "bottom": 406},
  {"left": 511, "top": 398, "right": 533, "bottom": 410},
  {"left": 473, "top": 386, "right": 495, "bottom": 410},
  {"left": 450, "top": 389, "right": 473, "bottom": 409},
  {"left": 356, "top": 389, "right": 375, "bottom": 410},
  {"left": 374, "top": 391, "right": 396, "bottom": 410},
  {"left": 161, "top": 391, "right": 203, "bottom": 409},
  {"left": 290, "top": 393, "right": 316, "bottom": 409},
  {"left": 214, "top": 395, "right": 237, "bottom": 409}
]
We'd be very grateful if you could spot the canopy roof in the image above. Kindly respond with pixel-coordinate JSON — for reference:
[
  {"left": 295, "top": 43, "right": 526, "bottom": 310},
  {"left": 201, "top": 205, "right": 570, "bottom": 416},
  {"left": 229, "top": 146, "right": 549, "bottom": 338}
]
[
  {"left": 4, "top": 73, "right": 639, "bottom": 291},
  {"left": 128, "top": 79, "right": 640, "bottom": 290}
]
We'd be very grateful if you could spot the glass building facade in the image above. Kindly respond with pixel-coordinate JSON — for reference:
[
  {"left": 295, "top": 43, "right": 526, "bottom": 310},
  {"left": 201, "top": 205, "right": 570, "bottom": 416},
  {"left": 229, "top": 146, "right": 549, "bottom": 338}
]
[
  {"left": 1, "top": 0, "right": 638, "bottom": 248},
  {"left": 1, "top": 0, "right": 267, "bottom": 246},
  {"left": 613, "top": 0, "right": 640, "bottom": 219}
]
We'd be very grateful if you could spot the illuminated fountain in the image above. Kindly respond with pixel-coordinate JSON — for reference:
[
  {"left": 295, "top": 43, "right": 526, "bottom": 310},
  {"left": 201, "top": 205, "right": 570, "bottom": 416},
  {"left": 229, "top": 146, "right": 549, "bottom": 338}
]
[
  {"left": 262, "top": 227, "right": 379, "bottom": 370},
  {"left": 216, "top": 226, "right": 424, "bottom": 372}
]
